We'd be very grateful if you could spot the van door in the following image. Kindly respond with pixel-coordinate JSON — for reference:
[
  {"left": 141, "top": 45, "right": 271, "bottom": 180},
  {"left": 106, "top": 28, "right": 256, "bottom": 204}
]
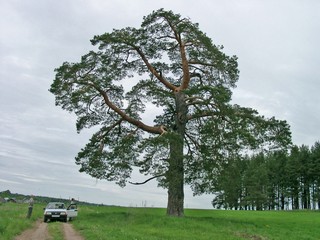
[{"left": 67, "top": 204, "right": 78, "bottom": 219}]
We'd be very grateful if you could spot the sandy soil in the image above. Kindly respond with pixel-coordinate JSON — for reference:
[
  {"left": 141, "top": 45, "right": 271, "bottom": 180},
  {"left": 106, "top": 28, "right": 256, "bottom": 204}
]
[{"left": 14, "top": 220, "right": 84, "bottom": 240}]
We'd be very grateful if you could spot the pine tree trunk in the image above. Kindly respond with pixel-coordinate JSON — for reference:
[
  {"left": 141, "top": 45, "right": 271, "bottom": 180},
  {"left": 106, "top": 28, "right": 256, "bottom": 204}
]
[
  {"left": 166, "top": 91, "right": 187, "bottom": 217},
  {"left": 294, "top": 192, "right": 299, "bottom": 210},
  {"left": 167, "top": 138, "right": 184, "bottom": 216},
  {"left": 281, "top": 194, "right": 285, "bottom": 210}
]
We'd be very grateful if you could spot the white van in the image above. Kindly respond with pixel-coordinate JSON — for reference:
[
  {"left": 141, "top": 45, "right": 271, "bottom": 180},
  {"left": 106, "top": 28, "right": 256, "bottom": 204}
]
[{"left": 43, "top": 202, "right": 78, "bottom": 222}]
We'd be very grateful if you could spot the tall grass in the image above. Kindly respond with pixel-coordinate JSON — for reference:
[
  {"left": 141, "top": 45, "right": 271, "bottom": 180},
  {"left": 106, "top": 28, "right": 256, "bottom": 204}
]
[
  {"left": 0, "top": 202, "right": 43, "bottom": 240},
  {"left": 72, "top": 206, "right": 320, "bottom": 240}
]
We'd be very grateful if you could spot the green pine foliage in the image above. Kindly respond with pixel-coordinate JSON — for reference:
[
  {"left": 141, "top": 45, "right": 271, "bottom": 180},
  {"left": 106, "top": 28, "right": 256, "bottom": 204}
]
[{"left": 212, "top": 141, "right": 320, "bottom": 210}]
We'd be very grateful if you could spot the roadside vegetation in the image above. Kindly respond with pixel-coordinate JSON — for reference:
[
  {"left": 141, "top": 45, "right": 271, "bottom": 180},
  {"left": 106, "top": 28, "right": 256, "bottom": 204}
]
[
  {"left": 0, "top": 202, "right": 43, "bottom": 240},
  {"left": 2, "top": 202, "right": 320, "bottom": 239}
]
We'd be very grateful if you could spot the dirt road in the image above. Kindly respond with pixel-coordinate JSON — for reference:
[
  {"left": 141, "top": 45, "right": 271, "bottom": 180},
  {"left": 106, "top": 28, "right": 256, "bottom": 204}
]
[
  {"left": 15, "top": 220, "right": 85, "bottom": 240},
  {"left": 62, "top": 223, "right": 85, "bottom": 240}
]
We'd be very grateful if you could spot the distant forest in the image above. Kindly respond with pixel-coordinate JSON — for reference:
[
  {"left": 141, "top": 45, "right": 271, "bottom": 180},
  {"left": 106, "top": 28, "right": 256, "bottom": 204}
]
[
  {"left": 0, "top": 190, "right": 96, "bottom": 206},
  {"left": 213, "top": 141, "right": 320, "bottom": 210}
]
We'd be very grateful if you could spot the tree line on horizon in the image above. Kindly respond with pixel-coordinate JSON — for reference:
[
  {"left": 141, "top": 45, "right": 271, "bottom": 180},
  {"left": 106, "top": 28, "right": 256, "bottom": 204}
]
[{"left": 212, "top": 141, "right": 320, "bottom": 210}]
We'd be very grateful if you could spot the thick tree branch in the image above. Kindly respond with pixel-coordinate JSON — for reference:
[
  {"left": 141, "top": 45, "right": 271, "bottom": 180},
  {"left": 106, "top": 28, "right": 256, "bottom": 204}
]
[
  {"left": 178, "top": 42, "right": 191, "bottom": 91},
  {"left": 85, "top": 81, "right": 167, "bottom": 135},
  {"left": 162, "top": 16, "right": 190, "bottom": 92},
  {"left": 133, "top": 46, "right": 177, "bottom": 91}
]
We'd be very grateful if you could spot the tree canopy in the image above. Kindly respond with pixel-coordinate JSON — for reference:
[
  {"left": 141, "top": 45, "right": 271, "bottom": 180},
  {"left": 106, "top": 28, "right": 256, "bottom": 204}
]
[{"left": 50, "top": 9, "right": 291, "bottom": 216}]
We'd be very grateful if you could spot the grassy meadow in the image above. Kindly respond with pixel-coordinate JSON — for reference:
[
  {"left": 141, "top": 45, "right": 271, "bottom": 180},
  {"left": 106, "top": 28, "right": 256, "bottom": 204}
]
[
  {"left": 72, "top": 205, "right": 320, "bottom": 240},
  {"left": 1, "top": 202, "right": 320, "bottom": 240}
]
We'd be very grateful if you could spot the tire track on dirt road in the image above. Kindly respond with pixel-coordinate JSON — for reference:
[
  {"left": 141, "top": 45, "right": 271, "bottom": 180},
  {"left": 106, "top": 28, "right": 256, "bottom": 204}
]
[{"left": 14, "top": 220, "right": 85, "bottom": 240}]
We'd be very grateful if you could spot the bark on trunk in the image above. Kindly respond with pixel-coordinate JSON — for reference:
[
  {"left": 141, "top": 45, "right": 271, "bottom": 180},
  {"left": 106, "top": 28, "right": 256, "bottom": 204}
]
[
  {"left": 166, "top": 91, "right": 187, "bottom": 217},
  {"left": 280, "top": 194, "right": 285, "bottom": 210},
  {"left": 167, "top": 140, "right": 184, "bottom": 216}
]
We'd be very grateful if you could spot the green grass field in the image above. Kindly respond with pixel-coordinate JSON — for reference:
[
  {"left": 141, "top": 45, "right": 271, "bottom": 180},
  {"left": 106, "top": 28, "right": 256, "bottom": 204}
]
[
  {"left": 1, "top": 202, "right": 320, "bottom": 239},
  {"left": 72, "top": 205, "right": 320, "bottom": 240}
]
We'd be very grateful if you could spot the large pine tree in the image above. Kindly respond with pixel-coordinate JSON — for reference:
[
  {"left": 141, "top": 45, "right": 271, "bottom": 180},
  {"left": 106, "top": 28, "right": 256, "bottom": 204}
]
[{"left": 50, "top": 9, "right": 291, "bottom": 216}]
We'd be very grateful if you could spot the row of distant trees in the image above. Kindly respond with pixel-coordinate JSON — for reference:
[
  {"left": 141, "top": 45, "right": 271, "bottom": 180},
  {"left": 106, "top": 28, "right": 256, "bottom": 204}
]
[{"left": 212, "top": 142, "right": 320, "bottom": 210}]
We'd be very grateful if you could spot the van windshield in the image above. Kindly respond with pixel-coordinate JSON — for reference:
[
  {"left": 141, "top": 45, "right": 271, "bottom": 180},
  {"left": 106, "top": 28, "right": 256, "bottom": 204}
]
[{"left": 46, "top": 203, "right": 65, "bottom": 209}]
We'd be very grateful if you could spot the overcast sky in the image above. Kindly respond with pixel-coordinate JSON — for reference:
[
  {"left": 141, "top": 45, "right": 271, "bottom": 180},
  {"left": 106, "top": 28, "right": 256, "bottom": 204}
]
[{"left": 1, "top": 0, "right": 319, "bottom": 209}]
